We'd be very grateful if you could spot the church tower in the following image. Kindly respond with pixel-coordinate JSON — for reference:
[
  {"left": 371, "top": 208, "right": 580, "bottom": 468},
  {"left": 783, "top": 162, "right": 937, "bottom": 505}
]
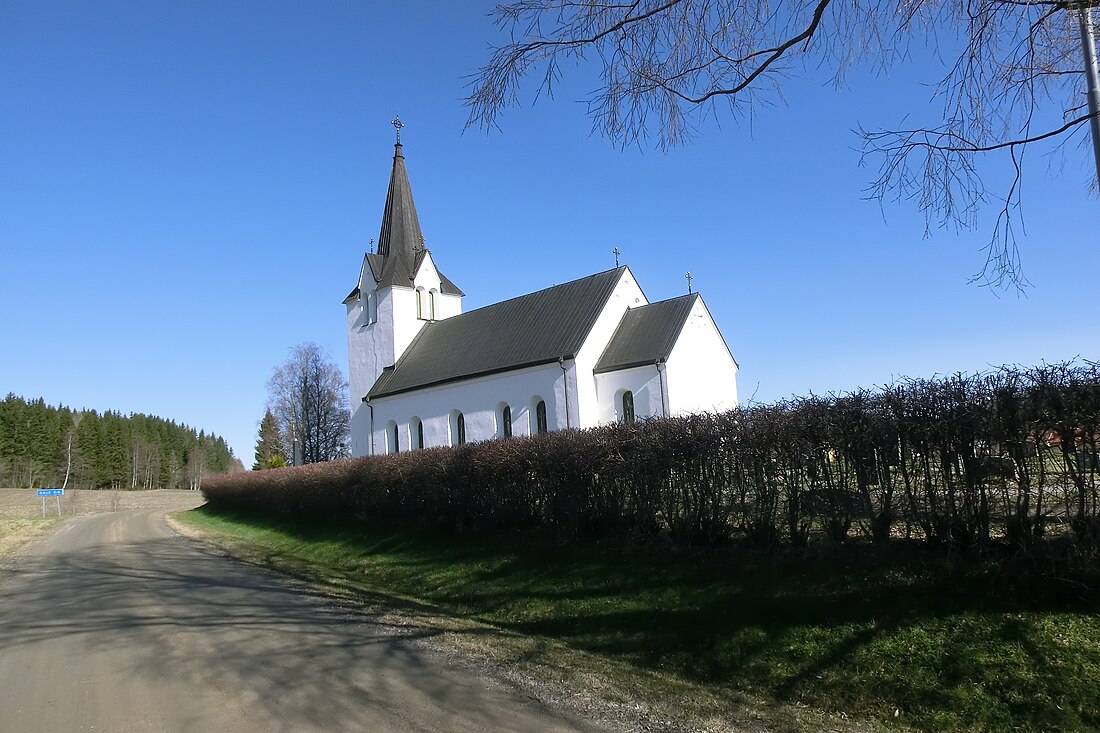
[{"left": 344, "top": 119, "right": 464, "bottom": 456}]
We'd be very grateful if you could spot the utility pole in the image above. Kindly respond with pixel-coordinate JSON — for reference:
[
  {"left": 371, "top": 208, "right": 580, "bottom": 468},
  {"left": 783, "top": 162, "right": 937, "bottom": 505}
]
[{"left": 1078, "top": 3, "right": 1100, "bottom": 187}]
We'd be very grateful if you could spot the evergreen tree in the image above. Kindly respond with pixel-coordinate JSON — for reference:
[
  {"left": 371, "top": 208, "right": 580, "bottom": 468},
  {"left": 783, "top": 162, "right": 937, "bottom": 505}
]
[
  {"left": 0, "top": 395, "right": 239, "bottom": 489},
  {"left": 253, "top": 409, "right": 287, "bottom": 470}
]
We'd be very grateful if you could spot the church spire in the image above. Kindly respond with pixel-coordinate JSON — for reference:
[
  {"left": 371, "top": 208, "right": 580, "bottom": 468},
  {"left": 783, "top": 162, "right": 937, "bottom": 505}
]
[{"left": 375, "top": 116, "right": 424, "bottom": 288}]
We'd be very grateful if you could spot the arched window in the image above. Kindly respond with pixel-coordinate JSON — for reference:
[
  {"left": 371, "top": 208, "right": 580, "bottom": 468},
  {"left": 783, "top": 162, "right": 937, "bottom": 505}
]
[
  {"left": 502, "top": 405, "right": 512, "bottom": 438},
  {"left": 392, "top": 423, "right": 400, "bottom": 453},
  {"left": 416, "top": 288, "right": 425, "bottom": 319},
  {"left": 535, "top": 400, "right": 548, "bottom": 434},
  {"left": 367, "top": 293, "right": 377, "bottom": 324},
  {"left": 456, "top": 412, "right": 465, "bottom": 445},
  {"left": 386, "top": 420, "right": 399, "bottom": 454},
  {"left": 429, "top": 289, "right": 438, "bottom": 320},
  {"left": 622, "top": 391, "right": 635, "bottom": 424},
  {"left": 410, "top": 417, "right": 423, "bottom": 450}
]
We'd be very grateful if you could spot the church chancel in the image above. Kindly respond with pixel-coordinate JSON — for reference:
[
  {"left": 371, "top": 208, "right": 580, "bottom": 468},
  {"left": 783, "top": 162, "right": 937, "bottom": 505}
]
[{"left": 345, "top": 121, "right": 739, "bottom": 456}]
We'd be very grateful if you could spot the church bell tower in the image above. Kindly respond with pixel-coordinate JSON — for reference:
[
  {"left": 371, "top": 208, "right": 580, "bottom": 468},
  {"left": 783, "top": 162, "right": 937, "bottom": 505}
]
[{"left": 344, "top": 118, "right": 464, "bottom": 456}]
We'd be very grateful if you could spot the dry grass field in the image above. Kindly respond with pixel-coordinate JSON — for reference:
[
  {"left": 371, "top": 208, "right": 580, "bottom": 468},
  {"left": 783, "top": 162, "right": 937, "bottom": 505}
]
[{"left": 0, "top": 488, "right": 206, "bottom": 559}]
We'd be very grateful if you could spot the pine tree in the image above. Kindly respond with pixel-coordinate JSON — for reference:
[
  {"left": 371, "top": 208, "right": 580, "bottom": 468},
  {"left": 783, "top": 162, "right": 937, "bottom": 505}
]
[
  {"left": 253, "top": 410, "right": 287, "bottom": 470},
  {"left": 0, "top": 396, "right": 239, "bottom": 489}
]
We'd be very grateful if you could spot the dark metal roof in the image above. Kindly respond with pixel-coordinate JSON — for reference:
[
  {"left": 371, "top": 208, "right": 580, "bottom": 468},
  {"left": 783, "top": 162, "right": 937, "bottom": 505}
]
[
  {"left": 368, "top": 268, "right": 627, "bottom": 399},
  {"left": 345, "top": 146, "right": 462, "bottom": 299},
  {"left": 412, "top": 250, "right": 465, "bottom": 296},
  {"left": 593, "top": 293, "right": 698, "bottom": 374},
  {"left": 438, "top": 270, "right": 464, "bottom": 296},
  {"left": 375, "top": 144, "right": 422, "bottom": 290}
]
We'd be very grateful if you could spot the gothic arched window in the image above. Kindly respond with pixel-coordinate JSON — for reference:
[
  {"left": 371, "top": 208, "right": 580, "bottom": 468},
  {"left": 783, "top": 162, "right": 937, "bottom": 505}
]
[
  {"left": 416, "top": 288, "right": 425, "bottom": 320},
  {"left": 456, "top": 412, "right": 466, "bottom": 445},
  {"left": 535, "top": 400, "right": 548, "bottom": 434},
  {"left": 622, "top": 391, "right": 635, "bottom": 424},
  {"left": 391, "top": 422, "right": 400, "bottom": 453},
  {"left": 429, "top": 289, "right": 438, "bottom": 320},
  {"left": 502, "top": 405, "right": 512, "bottom": 438}
]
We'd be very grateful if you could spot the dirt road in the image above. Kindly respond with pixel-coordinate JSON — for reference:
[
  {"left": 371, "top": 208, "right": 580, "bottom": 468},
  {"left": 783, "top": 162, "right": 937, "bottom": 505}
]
[{"left": 0, "top": 508, "right": 606, "bottom": 733}]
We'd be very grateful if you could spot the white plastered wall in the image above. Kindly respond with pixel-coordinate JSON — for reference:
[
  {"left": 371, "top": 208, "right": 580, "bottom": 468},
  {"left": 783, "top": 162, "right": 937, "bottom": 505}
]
[
  {"left": 664, "top": 296, "right": 739, "bottom": 414},
  {"left": 347, "top": 250, "right": 468, "bottom": 458},
  {"left": 594, "top": 365, "right": 667, "bottom": 423},
  {"left": 411, "top": 251, "right": 462, "bottom": 321},
  {"left": 573, "top": 269, "right": 647, "bottom": 428},
  {"left": 365, "top": 362, "right": 571, "bottom": 454},
  {"left": 347, "top": 278, "right": 393, "bottom": 457}
]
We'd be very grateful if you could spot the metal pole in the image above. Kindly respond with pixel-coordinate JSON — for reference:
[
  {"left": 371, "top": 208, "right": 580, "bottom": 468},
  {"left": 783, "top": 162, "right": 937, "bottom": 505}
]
[{"left": 1079, "top": 3, "right": 1100, "bottom": 188}]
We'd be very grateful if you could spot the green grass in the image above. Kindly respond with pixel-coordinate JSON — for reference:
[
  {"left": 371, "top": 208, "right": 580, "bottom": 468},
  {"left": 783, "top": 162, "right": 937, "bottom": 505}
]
[{"left": 178, "top": 506, "right": 1100, "bottom": 732}]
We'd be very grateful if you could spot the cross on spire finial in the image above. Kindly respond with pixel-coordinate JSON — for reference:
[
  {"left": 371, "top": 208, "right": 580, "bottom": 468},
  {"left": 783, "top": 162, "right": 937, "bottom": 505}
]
[
  {"left": 612, "top": 247, "right": 621, "bottom": 267},
  {"left": 685, "top": 271, "right": 694, "bottom": 294},
  {"left": 391, "top": 115, "right": 404, "bottom": 144}
]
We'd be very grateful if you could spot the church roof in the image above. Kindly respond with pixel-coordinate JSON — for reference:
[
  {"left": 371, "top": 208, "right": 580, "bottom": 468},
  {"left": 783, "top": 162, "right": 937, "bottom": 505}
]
[
  {"left": 375, "top": 143, "right": 423, "bottom": 289},
  {"left": 593, "top": 293, "right": 699, "bottom": 374},
  {"left": 345, "top": 142, "right": 462, "bottom": 302},
  {"left": 367, "top": 267, "right": 628, "bottom": 400}
]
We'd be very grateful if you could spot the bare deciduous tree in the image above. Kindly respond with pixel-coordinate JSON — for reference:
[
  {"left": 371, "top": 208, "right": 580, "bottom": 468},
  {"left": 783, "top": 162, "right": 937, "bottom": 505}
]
[
  {"left": 466, "top": 0, "right": 1100, "bottom": 289},
  {"left": 267, "top": 343, "right": 351, "bottom": 464},
  {"left": 61, "top": 413, "right": 82, "bottom": 490}
]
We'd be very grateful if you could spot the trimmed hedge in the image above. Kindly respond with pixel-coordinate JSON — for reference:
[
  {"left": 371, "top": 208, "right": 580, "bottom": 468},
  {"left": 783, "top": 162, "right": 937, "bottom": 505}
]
[{"left": 203, "top": 361, "right": 1100, "bottom": 552}]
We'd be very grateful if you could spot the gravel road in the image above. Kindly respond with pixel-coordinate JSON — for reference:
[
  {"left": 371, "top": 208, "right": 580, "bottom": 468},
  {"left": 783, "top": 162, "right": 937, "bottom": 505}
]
[{"left": 0, "top": 506, "right": 610, "bottom": 733}]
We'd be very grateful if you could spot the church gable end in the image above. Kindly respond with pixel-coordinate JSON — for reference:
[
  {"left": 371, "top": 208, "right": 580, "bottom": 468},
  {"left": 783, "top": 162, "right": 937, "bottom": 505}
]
[{"left": 594, "top": 294, "right": 699, "bottom": 374}]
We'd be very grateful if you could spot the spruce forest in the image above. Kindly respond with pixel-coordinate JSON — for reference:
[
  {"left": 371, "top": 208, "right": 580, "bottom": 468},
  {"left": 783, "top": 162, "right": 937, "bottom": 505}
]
[{"left": 0, "top": 394, "right": 240, "bottom": 490}]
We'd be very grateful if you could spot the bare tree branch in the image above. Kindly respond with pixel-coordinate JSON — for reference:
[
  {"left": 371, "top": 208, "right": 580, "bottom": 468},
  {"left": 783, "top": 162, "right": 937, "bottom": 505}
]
[{"left": 466, "top": 0, "right": 1098, "bottom": 289}]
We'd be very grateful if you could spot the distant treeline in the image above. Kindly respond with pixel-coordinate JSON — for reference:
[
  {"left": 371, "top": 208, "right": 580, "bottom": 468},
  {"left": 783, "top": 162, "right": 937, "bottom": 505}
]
[
  {"left": 203, "top": 361, "right": 1100, "bottom": 558},
  {"left": 0, "top": 394, "right": 241, "bottom": 490}
]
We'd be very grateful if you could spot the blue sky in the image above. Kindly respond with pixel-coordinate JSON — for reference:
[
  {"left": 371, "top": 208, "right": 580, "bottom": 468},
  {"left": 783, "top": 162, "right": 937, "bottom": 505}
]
[{"left": 2, "top": 1, "right": 1096, "bottom": 464}]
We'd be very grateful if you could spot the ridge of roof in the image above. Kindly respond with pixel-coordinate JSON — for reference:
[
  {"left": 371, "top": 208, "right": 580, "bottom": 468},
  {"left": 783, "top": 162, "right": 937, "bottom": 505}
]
[
  {"left": 367, "top": 267, "right": 628, "bottom": 399},
  {"left": 593, "top": 292, "right": 699, "bottom": 374}
]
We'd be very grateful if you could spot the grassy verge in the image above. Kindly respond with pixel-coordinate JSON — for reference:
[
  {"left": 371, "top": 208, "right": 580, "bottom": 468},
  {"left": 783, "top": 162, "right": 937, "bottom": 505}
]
[
  {"left": 176, "top": 506, "right": 1100, "bottom": 733},
  {"left": 0, "top": 517, "right": 61, "bottom": 560}
]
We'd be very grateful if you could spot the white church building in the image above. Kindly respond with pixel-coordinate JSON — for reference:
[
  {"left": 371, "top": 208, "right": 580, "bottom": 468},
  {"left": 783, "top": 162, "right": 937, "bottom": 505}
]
[{"left": 345, "top": 133, "right": 739, "bottom": 456}]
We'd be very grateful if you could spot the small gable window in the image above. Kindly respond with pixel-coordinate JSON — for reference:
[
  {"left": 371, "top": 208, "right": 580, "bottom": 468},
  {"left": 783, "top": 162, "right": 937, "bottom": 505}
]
[
  {"left": 622, "top": 391, "right": 635, "bottom": 424},
  {"left": 416, "top": 288, "right": 425, "bottom": 320},
  {"left": 429, "top": 289, "right": 438, "bottom": 320},
  {"left": 535, "top": 400, "right": 548, "bottom": 434}
]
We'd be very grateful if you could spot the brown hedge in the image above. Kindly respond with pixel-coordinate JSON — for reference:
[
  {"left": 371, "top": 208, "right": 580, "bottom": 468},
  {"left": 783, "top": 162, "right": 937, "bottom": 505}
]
[{"left": 203, "top": 361, "right": 1100, "bottom": 551}]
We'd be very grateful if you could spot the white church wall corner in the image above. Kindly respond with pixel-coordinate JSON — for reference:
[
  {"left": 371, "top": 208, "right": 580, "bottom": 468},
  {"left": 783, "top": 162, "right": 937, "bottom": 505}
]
[
  {"left": 573, "top": 270, "right": 648, "bottom": 420},
  {"left": 665, "top": 297, "right": 739, "bottom": 415}
]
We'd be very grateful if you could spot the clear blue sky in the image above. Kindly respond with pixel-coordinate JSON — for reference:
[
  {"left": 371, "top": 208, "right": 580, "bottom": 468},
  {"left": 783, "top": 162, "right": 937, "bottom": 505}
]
[{"left": 2, "top": 1, "right": 1096, "bottom": 464}]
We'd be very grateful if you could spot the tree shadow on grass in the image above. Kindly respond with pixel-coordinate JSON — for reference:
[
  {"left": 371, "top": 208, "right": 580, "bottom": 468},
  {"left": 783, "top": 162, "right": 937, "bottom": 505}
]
[{"left": 196, "top": 507, "right": 1100, "bottom": 732}]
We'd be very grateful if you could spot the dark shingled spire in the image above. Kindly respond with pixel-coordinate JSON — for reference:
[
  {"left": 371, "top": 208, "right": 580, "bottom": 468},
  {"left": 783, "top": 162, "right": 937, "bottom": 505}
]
[{"left": 375, "top": 142, "right": 423, "bottom": 289}]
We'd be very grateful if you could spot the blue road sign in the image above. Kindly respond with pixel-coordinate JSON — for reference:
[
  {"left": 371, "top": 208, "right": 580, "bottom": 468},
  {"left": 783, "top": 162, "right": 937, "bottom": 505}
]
[{"left": 37, "top": 489, "right": 63, "bottom": 497}]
